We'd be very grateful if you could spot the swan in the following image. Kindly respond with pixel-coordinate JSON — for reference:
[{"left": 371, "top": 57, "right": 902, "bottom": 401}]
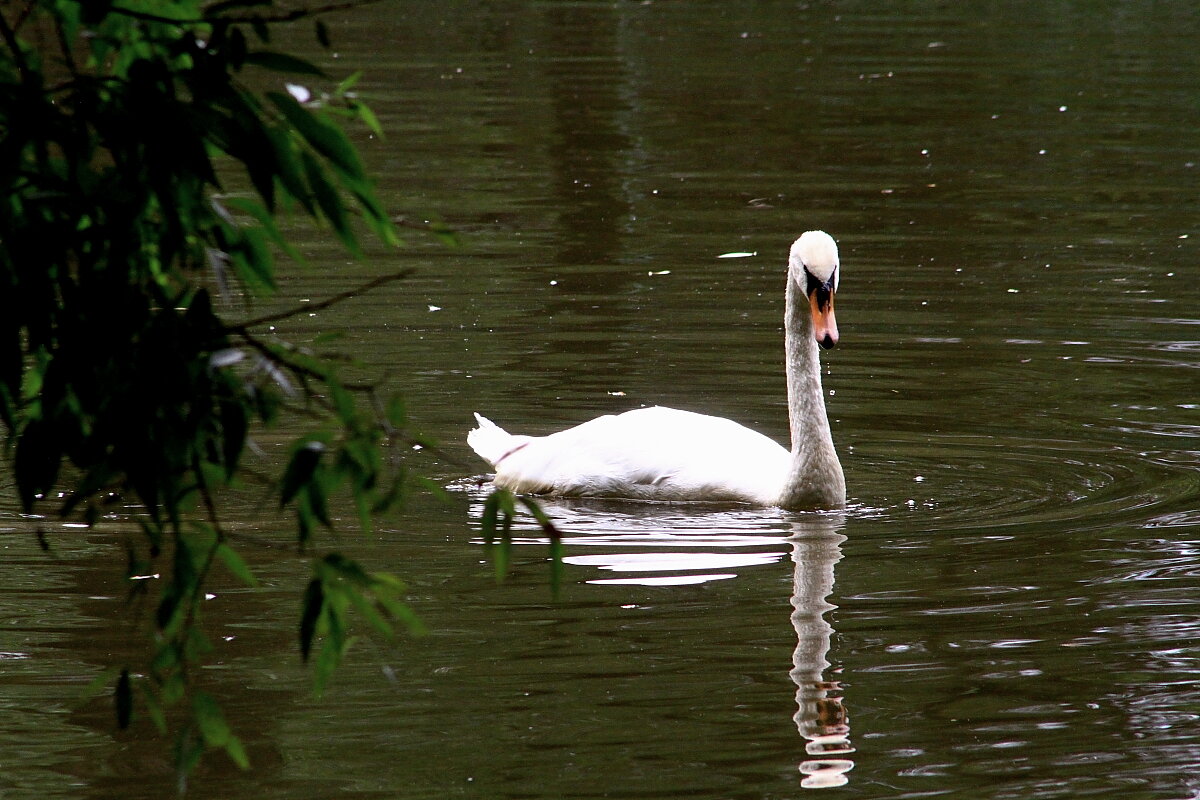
[{"left": 468, "top": 231, "right": 846, "bottom": 510}]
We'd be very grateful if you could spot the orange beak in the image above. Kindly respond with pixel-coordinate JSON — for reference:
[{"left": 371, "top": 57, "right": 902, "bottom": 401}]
[{"left": 809, "top": 288, "right": 838, "bottom": 349}]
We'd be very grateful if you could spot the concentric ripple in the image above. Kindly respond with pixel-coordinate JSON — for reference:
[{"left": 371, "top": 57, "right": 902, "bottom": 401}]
[{"left": 848, "top": 428, "right": 1200, "bottom": 534}]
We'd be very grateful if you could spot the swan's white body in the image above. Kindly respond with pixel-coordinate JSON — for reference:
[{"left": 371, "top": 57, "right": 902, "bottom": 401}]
[{"left": 468, "top": 231, "right": 847, "bottom": 510}]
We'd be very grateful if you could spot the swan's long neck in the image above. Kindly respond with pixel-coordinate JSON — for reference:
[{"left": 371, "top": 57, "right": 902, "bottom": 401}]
[{"left": 778, "top": 269, "right": 846, "bottom": 509}]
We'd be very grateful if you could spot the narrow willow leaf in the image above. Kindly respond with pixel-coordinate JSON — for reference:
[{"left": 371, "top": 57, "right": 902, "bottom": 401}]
[
  {"left": 481, "top": 491, "right": 501, "bottom": 546},
  {"left": 184, "top": 625, "right": 214, "bottom": 662},
  {"left": 151, "top": 641, "right": 179, "bottom": 673},
  {"left": 223, "top": 196, "right": 303, "bottom": 263},
  {"left": 142, "top": 683, "right": 168, "bottom": 734},
  {"left": 385, "top": 396, "right": 406, "bottom": 427},
  {"left": 300, "top": 149, "right": 357, "bottom": 252},
  {"left": 346, "top": 589, "right": 394, "bottom": 639},
  {"left": 376, "top": 594, "right": 426, "bottom": 636},
  {"left": 161, "top": 672, "right": 187, "bottom": 706},
  {"left": 481, "top": 490, "right": 516, "bottom": 581},
  {"left": 304, "top": 482, "right": 331, "bottom": 528},
  {"left": 243, "top": 51, "right": 327, "bottom": 78},
  {"left": 334, "top": 70, "right": 363, "bottom": 96},
  {"left": 268, "top": 91, "right": 363, "bottom": 178},
  {"left": 217, "top": 398, "right": 248, "bottom": 478},
  {"left": 76, "top": 665, "right": 122, "bottom": 706},
  {"left": 280, "top": 440, "right": 324, "bottom": 506},
  {"left": 371, "top": 574, "right": 407, "bottom": 597},
  {"left": 115, "top": 669, "right": 133, "bottom": 729},
  {"left": 299, "top": 578, "right": 323, "bottom": 662},
  {"left": 191, "top": 691, "right": 231, "bottom": 746},
  {"left": 263, "top": 124, "right": 314, "bottom": 216},
  {"left": 320, "top": 552, "right": 372, "bottom": 586},
  {"left": 224, "top": 734, "right": 250, "bottom": 769},
  {"left": 215, "top": 543, "right": 258, "bottom": 587},
  {"left": 352, "top": 101, "right": 384, "bottom": 139},
  {"left": 205, "top": 0, "right": 272, "bottom": 16},
  {"left": 353, "top": 491, "right": 372, "bottom": 536},
  {"left": 548, "top": 536, "right": 565, "bottom": 599}
]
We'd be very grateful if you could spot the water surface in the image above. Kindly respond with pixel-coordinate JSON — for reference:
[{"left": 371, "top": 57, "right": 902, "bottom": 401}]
[{"left": 2, "top": 2, "right": 1199, "bottom": 798}]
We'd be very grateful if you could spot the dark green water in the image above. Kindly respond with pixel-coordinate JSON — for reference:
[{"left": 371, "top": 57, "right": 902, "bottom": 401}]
[{"left": 2, "top": 2, "right": 1199, "bottom": 798}]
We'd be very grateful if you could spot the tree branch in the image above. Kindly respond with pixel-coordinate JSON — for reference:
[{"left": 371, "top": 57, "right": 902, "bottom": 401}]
[
  {"left": 227, "top": 267, "right": 414, "bottom": 332},
  {"left": 106, "top": 0, "right": 389, "bottom": 28}
]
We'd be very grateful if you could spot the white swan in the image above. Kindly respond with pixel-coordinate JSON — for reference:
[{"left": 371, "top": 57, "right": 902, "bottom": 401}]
[{"left": 468, "top": 231, "right": 846, "bottom": 510}]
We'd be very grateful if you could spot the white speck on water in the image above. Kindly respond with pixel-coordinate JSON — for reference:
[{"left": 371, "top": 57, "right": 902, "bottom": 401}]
[
  {"left": 718, "top": 252, "right": 756, "bottom": 259},
  {"left": 1058, "top": 105, "right": 1068, "bottom": 111},
  {"left": 428, "top": 305, "right": 441, "bottom": 312}
]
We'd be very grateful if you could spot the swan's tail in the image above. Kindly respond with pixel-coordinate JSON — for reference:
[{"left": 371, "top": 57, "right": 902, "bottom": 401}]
[{"left": 467, "top": 412, "right": 522, "bottom": 467}]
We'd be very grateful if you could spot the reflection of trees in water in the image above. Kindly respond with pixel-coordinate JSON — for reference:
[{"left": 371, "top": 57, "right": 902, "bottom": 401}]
[{"left": 790, "top": 523, "right": 854, "bottom": 789}]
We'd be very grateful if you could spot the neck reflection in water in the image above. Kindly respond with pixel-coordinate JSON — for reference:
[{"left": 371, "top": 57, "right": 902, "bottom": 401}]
[
  {"left": 465, "top": 490, "right": 856, "bottom": 789},
  {"left": 789, "top": 519, "right": 854, "bottom": 788}
]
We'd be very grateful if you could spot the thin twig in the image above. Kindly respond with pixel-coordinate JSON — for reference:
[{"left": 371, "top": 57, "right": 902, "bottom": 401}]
[
  {"left": 108, "top": 0, "right": 388, "bottom": 27},
  {"left": 228, "top": 267, "right": 414, "bottom": 332}
]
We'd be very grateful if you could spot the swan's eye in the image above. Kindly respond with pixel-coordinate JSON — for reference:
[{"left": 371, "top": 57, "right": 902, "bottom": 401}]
[{"left": 804, "top": 266, "right": 836, "bottom": 311}]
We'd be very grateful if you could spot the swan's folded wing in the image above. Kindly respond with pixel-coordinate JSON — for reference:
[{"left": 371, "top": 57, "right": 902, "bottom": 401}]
[{"left": 492, "top": 406, "right": 790, "bottom": 504}]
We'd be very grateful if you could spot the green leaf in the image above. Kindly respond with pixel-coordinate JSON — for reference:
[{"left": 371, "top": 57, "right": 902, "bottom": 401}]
[
  {"left": 205, "top": 0, "right": 272, "bottom": 15},
  {"left": 263, "top": 125, "right": 314, "bottom": 215},
  {"left": 268, "top": 91, "right": 364, "bottom": 178},
  {"left": 482, "top": 489, "right": 515, "bottom": 580},
  {"left": 218, "top": 397, "right": 248, "bottom": 479},
  {"left": 300, "top": 149, "right": 357, "bottom": 253},
  {"left": 281, "top": 440, "right": 324, "bottom": 507},
  {"left": 304, "top": 481, "right": 331, "bottom": 528},
  {"left": 334, "top": 70, "right": 363, "bottom": 96},
  {"left": 223, "top": 196, "right": 303, "bottom": 264},
  {"left": 142, "top": 684, "right": 168, "bottom": 734},
  {"left": 346, "top": 588, "right": 394, "bottom": 639},
  {"left": 115, "top": 669, "right": 133, "bottom": 729},
  {"left": 215, "top": 543, "right": 258, "bottom": 587},
  {"left": 352, "top": 100, "right": 384, "bottom": 139},
  {"left": 224, "top": 734, "right": 250, "bottom": 769},
  {"left": 14, "top": 418, "right": 61, "bottom": 513},
  {"left": 76, "top": 666, "right": 123, "bottom": 707},
  {"left": 299, "top": 578, "right": 323, "bottom": 662},
  {"left": 192, "top": 691, "right": 232, "bottom": 746},
  {"left": 243, "top": 51, "right": 327, "bottom": 77}
]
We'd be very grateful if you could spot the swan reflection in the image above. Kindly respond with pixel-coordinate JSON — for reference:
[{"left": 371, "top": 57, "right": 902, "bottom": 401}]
[
  {"left": 789, "top": 519, "right": 854, "bottom": 788},
  {"left": 465, "top": 493, "right": 855, "bottom": 788}
]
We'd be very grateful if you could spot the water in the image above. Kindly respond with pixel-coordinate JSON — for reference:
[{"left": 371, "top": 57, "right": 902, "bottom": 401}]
[{"left": 2, "top": 2, "right": 1199, "bottom": 797}]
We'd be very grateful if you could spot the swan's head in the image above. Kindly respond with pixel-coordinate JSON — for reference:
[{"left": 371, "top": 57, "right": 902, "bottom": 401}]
[{"left": 791, "top": 230, "right": 840, "bottom": 350}]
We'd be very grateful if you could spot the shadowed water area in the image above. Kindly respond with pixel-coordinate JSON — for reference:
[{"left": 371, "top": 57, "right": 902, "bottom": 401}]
[{"left": 2, "top": 2, "right": 1199, "bottom": 798}]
